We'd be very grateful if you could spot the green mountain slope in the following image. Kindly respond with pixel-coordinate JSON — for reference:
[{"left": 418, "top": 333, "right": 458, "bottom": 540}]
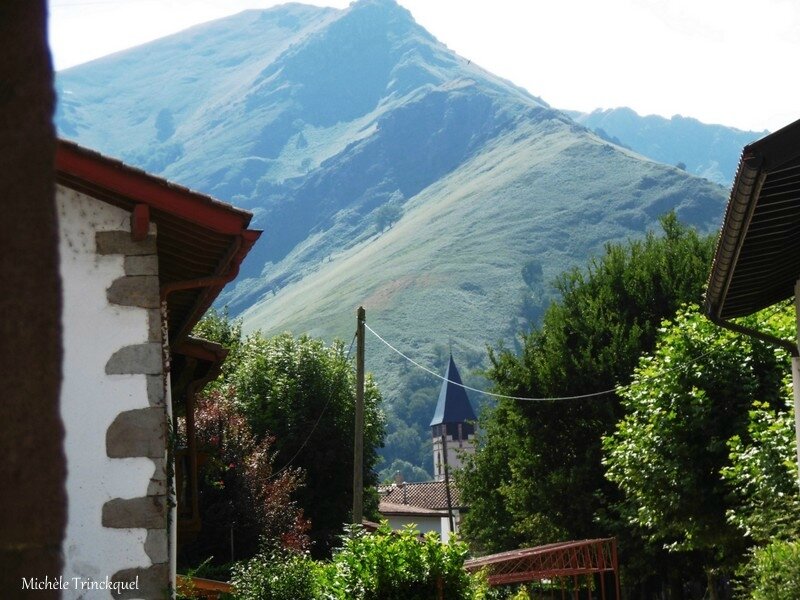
[
  {"left": 238, "top": 112, "right": 726, "bottom": 477},
  {"left": 55, "top": 0, "right": 729, "bottom": 478}
]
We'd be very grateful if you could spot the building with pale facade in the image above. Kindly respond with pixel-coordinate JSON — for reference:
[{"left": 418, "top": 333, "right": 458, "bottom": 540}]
[{"left": 55, "top": 140, "right": 259, "bottom": 598}]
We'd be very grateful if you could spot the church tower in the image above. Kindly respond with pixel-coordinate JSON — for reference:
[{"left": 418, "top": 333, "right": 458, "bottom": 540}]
[{"left": 430, "top": 356, "right": 477, "bottom": 481}]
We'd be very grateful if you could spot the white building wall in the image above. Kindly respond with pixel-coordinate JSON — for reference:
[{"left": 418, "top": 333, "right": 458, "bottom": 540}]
[
  {"left": 57, "top": 186, "right": 156, "bottom": 596},
  {"left": 433, "top": 434, "right": 475, "bottom": 481},
  {"left": 384, "top": 515, "right": 444, "bottom": 538}
]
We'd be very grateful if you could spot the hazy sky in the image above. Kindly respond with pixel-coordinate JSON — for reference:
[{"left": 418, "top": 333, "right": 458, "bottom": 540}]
[{"left": 48, "top": 0, "right": 800, "bottom": 132}]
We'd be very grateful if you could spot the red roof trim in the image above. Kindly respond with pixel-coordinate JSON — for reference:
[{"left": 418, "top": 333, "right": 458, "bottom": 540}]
[
  {"left": 132, "top": 204, "right": 150, "bottom": 241},
  {"left": 56, "top": 139, "right": 253, "bottom": 236},
  {"left": 55, "top": 138, "right": 263, "bottom": 344}
]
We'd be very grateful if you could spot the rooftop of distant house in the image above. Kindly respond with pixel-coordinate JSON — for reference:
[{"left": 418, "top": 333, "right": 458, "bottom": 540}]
[{"left": 378, "top": 479, "right": 464, "bottom": 511}]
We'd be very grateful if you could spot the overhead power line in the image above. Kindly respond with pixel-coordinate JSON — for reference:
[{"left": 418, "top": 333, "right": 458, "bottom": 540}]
[
  {"left": 270, "top": 302, "right": 791, "bottom": 477},
  {"left": 363, "top": 318, "right": 784, "bottom": 403},
  {"left": 364, "top": 323, "right": 621, "bottom": 402}
]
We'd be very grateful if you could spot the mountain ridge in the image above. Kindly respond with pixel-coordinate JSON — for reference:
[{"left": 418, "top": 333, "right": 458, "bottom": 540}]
[
  {"left": 54, "top": 0, "right": 730, "bottom": 477},
  {"left": 570, "top": 107, "right": 766, "bottom": 185}
]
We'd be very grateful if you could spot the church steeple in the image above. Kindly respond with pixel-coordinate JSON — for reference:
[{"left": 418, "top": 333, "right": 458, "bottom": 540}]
[
  {"left": 430, "top": 355, "right": 476, "bottom": 427},
  {"left": 431, "top": 355, "right": 476, "bottom": 481}
]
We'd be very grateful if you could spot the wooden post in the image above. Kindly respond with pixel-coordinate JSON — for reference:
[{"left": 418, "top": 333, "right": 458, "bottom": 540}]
[
  {"left": 441, "top": 432, "right": 456, "bottom": 536},
  {"left": 352, "top": 306, "right": 366, "bottom": 524}
]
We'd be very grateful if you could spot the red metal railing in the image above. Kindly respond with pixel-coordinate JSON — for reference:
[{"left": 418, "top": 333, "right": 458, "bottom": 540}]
[{"left": 464, "top": 538, "right": 620, "bottom": 599}]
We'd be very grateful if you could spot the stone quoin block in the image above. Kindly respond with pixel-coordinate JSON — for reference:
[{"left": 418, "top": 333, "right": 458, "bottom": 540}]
[
  {"left": 144, "top": 528, "right": 168, "bottom": 565},
  {"left": 147, "top": 374, "right": 165, "bottom": 406},
  {"left": 124, "top": 254, "right": 159, "bottom": 276},
  {"left": 106, "top": 343, "right": 162, "bottom": 375},
  {"left": 110, "top": 562, "right": 169, "bottom": 600},
  {"left": 96, "top": 230, "right": 156, "bottom": 256},
  {"left": 102, "top": 495, "right": 166, "bottom": 529},
  {"left": 106, "top": 408, "right": 165, "bottom": 458},
  {"left": 147, "top": 457, "right": 167, "bottom": 496},
  {"left": 147, "top": 309, "right": 162, "bottom": 343},
  {"left": 107, "top": 275, "right": 160, "bottom": 308}
]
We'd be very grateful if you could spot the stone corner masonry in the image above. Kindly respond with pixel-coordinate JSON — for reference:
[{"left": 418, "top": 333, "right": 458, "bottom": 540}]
[{"left": 99, "top": 229, "right": 169, "bottom": 589}]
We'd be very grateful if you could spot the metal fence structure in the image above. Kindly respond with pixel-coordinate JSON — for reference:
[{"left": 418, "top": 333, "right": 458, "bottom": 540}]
[{"left": 464, "top": 537, "right": 620, "bottom": 599}]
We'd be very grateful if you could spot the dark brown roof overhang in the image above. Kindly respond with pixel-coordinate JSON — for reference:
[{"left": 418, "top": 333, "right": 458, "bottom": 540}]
[
  {"left": 705, "top": 118, "right": 800, "bottom": 321},
  {"left": 55, "top": 139, "right": 262, "bottom": 343},
  {"left": 171, "top": 336, "right": 229, "bottom": 406}
]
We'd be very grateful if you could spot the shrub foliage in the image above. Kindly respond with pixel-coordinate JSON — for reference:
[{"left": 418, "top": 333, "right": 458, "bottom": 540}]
[{"left": 230, "top": 525, "right": 479, "bottom": 600}]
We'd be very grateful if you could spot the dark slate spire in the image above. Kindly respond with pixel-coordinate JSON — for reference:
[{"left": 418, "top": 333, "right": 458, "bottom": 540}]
[{"left": 430, "top": 355, "right": 477, "bottom": 427}]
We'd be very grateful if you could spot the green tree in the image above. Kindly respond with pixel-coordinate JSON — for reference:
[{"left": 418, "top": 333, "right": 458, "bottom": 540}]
[
  {"left": 230, "top": 332, "right": 385, "bottom": 556},
  {"left": 379, "top": 458, "right": 432, "bottom": 484},
  {"left": 743, "top": 539, "right": 800, "bottom": 600},
  {"left": 192, "top": 307, "right": 244, "bottom": 385},
  {"left": 179, "top": 388, "right": 310, "bottom": 568},
  {"left": 374, "top": 202, "right": 403, "bottom": 232},
  {"left": 723, "top": 395, "right": 800, "bottom": 544},
  {"left": 603, "top": 305, "right": 791, "bottom": 595},
  {"left": 521, "top": 259, "right": 543, "bottom": 288},
  {"left": 458, "top": 215, "right": 715, "bottom": 583},
  {"left": 195, "top": 313, "right": 386, "bottom": 557},
  {"left": 721, "top": 350, "right": 800, "bottom": 598}
]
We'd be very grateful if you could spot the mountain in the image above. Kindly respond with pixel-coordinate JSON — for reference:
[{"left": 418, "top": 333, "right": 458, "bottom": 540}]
[
  {"left": 569, "top": 107, "right": 766, "bottom": 186},
  {"left": 55, "top": 0, "right": 729, "bottom": 479}
]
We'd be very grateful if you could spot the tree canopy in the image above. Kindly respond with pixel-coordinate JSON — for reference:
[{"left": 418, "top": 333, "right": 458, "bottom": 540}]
[
  {"left": 459, "top": 229, "right": 800, "bottom": 597},
  {"left": 603, "top": 305, "right": 792, "bottom": 590},
  {"left": 459, "top": 214, "right": 717, "bottom": 556},
  {"left": 193, "top": 312, "right": 386, "bottom": 557}
]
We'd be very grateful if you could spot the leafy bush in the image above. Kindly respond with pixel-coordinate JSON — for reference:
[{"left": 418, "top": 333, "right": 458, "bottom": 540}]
[
  {"left": 722, "top": 392, "right": 800, "bottom": 543},
  {"left": 745, "top": 540, "right": 800, "bottom": 599},
  {"left": 229, "top": 524, "right": 484, "bottom": 599},
  {"left": 327, "top": 524, "right": 474, "bottom": 600},
  {"left": 231, "top": 548, "right": 321, "bottom": 600}
]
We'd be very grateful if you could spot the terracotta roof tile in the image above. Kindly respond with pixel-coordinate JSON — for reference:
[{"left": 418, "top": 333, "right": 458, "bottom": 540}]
[
  {"left": 379, "top": 501, "right": 447, "bottom": 516},
  {"left": 378, "top": 480, "right": 464, "bottom": 510}
]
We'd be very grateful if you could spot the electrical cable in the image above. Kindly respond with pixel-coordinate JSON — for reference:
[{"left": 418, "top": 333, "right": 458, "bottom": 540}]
[
  {"left": 268, "top": 302, "right": 791, "bottom": 475},
  {"left": 364, "top": 312, "right": 789, "bottom": 403},
  {"left": 365, "top": 323, "right": 620, "bottom": 401},
  {"left": 346, "top": 330, "right": 357, "bottom": 361}
]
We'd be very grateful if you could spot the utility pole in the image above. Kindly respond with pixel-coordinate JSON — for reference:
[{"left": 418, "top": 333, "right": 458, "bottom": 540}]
[
  {"left": 441, "top": 432, "right": 456, "bottom": 536},
  {"left": 352, "top": 306, "right": 366, "bottom": 524}
]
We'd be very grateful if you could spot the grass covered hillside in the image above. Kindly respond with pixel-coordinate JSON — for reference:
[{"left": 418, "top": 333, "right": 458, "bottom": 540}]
[
  {"left": 55, "top": 0, "right": 730, "bottom": 478},
  {"left": 239, "top": 113, "right": 727, "bottom": 478}
]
